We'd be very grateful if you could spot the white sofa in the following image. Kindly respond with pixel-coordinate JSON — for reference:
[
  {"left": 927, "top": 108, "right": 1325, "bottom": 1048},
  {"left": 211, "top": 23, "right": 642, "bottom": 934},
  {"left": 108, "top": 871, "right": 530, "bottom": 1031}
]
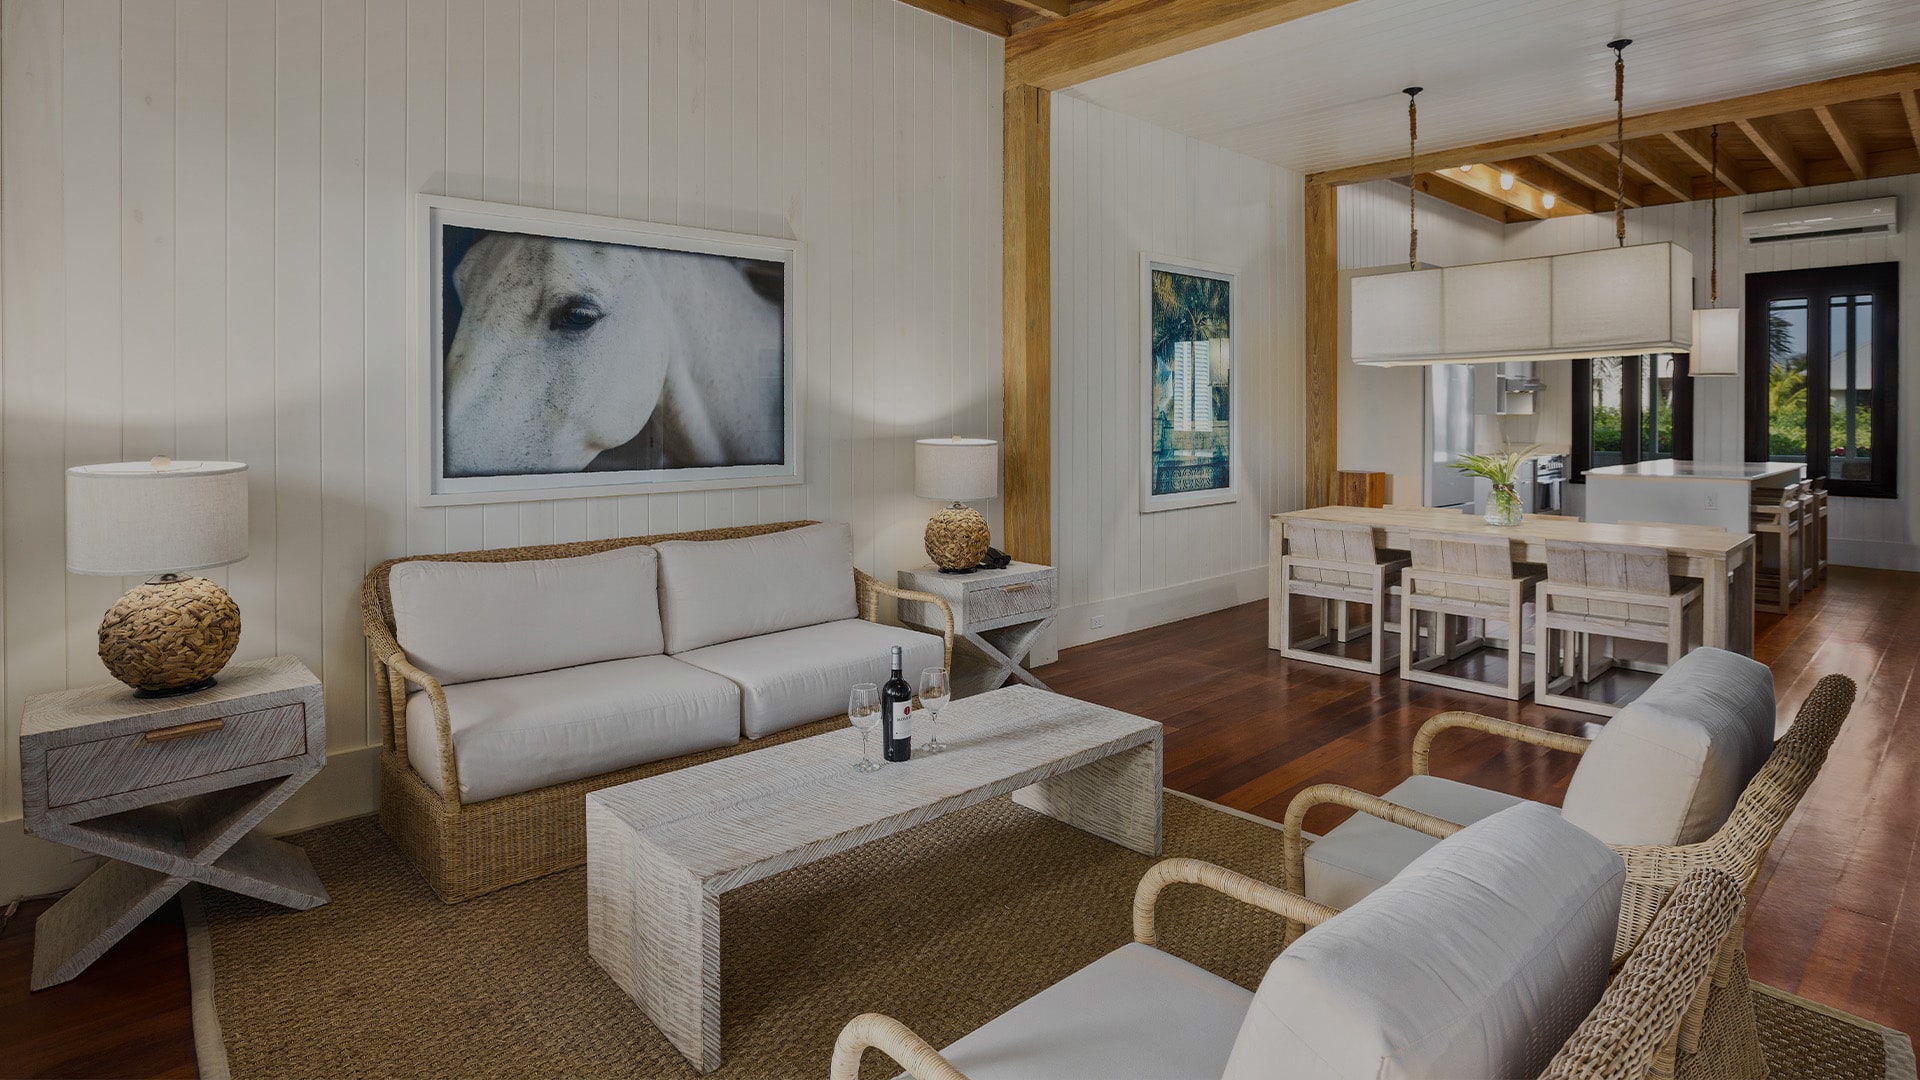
[{"left": 364, "top": 519, "right": 952, "bottom": 900}]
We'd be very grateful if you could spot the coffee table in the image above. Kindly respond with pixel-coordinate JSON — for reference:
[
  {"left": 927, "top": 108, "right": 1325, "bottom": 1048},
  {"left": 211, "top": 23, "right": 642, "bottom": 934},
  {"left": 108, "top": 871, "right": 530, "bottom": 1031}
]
[{"left": 585, "top": 684, "right": 1163, "bottom": 1072}]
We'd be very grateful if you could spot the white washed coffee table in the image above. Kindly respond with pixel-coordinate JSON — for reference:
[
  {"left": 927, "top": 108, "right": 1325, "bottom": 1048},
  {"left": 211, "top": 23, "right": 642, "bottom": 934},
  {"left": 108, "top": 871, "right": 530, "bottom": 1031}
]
[{"left": 585, "top": 684, "right": 1163, "bottom": 1072}]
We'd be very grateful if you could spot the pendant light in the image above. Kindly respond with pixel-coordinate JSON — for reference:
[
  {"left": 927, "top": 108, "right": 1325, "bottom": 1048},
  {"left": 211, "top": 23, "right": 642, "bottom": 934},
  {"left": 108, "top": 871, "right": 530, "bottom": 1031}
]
[
  {"left": 1349, "top": 50, "right": 1695, "bottom": 368},
  {"left": 1690, "top": 124, "right": 1741, "bottom": 376}
]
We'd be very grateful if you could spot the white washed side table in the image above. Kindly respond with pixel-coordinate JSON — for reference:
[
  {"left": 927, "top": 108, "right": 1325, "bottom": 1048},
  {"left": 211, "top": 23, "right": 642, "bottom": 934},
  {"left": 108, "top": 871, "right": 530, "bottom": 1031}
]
[
  {"left": 19, "top": 655, "right": 329, "bottom": 989},
  {"left": 898, "top": 561, "right": 1057, "bottom": 698}
]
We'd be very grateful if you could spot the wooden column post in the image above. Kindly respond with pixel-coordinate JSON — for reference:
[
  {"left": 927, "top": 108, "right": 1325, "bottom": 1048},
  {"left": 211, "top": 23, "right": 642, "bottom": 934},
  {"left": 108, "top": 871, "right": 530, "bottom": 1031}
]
[
  {"left": 1304, "top": 180, "right": 1338, "bottom": 508},
  {"left": 1003, "top": 82, "right": 1051, "bottom": 563}
]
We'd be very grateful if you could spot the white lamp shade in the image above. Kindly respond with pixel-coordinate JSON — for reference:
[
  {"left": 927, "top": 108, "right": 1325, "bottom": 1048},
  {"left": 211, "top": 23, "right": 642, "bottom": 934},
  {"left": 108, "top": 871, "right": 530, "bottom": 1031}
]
[
  {"left": 1690, "top": 307, "right": 1741, "bottom": 377},
  {"left": 67, "top": 460, "right": 249, "bottom": 575},
  {"left": 914, "top": 437, "right": 999, "bottom": 502}
]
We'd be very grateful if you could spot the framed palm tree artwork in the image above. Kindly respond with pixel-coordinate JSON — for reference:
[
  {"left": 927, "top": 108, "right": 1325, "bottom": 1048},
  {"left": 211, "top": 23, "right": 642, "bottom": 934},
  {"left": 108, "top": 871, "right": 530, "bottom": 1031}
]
[{"left": 1140, "top": 255, "right": 1239, "bottom": 512}]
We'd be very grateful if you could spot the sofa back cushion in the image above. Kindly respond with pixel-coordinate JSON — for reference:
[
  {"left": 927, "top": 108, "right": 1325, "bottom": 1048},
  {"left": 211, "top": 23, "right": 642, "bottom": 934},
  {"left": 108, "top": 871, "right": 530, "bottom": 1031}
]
[
  {"left": 389, "top": 545, "right": 663, "bottom": 686},
  {"left": 1561, "top": 647, "right": 1776, "bottom": 846},
  {"left": 1222, "top": 803, "right": 1623, "bottom": 1080},
  {"left": 655, "top": 522, "right": 858, "bottom": 653}
]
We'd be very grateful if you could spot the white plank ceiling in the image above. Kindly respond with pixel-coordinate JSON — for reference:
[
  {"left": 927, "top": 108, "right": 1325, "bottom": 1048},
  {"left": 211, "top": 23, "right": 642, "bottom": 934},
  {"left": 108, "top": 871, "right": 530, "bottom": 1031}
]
[{"left": 1066, "top": 0, "right": 1920, "bottom": 176}]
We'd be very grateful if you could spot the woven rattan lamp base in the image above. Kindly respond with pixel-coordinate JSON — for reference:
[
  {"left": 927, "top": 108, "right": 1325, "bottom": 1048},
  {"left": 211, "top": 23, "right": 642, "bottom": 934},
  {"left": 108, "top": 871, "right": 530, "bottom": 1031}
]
[
  {"left": 925, "top": 503, "right": 990, "bottom": 572},
  {"left": 98, "top": 575, "right": 242, "bottom": 695}
]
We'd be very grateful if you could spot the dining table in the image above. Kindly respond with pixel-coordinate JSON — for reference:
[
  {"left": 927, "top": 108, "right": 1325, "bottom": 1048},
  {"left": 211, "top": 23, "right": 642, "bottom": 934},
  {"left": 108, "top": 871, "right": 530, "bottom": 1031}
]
[{"left": 1269, "top": 507, "right": 1757, "bottom": 657}]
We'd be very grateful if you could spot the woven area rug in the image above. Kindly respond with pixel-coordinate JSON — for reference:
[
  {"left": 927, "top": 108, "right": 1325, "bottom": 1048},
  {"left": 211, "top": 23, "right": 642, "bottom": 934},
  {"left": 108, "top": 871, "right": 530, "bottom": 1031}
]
[{"left": 190, "top": 791, "right": 1915, "bottom": 1080}]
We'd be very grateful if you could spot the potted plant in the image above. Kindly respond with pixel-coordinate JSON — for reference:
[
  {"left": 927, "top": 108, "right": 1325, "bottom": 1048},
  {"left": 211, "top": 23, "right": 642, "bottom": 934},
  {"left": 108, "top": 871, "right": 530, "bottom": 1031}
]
[{"left": 1450, "top": 446, "right": 1536, "bottom": 527}]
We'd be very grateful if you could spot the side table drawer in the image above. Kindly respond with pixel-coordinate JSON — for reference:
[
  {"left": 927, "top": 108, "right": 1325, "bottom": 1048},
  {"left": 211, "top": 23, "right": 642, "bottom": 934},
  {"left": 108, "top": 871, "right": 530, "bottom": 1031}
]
[
  {"left": 44, "top": 702, "right": 309, "bottom": 807},
  {"left": 971, "top": 575, "right": 1055, "bottom": 623}
]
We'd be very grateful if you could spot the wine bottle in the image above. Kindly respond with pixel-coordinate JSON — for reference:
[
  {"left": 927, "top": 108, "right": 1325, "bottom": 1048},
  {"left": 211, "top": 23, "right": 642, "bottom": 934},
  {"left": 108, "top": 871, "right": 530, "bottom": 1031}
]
[{"left": 881, "top": 645, "right": 914, "bottom": 762}]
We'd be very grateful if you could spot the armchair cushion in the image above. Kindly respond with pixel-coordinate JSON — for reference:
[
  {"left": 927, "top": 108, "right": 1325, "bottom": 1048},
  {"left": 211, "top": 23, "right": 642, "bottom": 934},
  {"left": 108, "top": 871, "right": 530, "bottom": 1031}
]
[
  {"left": 677, "top": 618, "right": 945, "bottom": 738},
  {"left": 388, "top": 545, "right": 664, "bottom": 686},
  {"left": 928, "top": 942, "right": 1252, "bottom": 1080},
  {"left": 1303, "top": 775, "right": 1530, "bottom": 910},
  {"left": 1561, "top": 647, "right": 1775, "bottom": 845},
  {"left": 1227, "top": 803, "right": 1623, "bottom": 1080},
  {"left": 655, "top": 521, "right": 859, "bottom": 653},
  {"left": 405, "top": 654, "right": 739, "bottom": 803}
]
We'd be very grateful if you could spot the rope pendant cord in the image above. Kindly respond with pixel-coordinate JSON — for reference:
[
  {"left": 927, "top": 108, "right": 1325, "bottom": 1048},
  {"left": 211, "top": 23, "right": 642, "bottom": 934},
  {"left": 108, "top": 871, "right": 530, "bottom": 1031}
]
[
  {"left": 1710, "top": 124, "right": 1720, "bottom": 305},
  {"left": 1612, "top": 41, "right": 1629, "bottom": 248},
  {"left": 1405, "top": 87, "right": 1422, "bottom": 270}
]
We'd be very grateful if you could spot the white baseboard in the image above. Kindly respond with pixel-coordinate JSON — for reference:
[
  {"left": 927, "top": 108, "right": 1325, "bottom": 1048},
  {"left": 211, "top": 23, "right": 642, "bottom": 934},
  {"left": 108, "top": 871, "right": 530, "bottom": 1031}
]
[
  {"left": 1054, "top": 566, "right": 1268, "bottom": 650},
  {"left": 1830, "top": 539, "right": 1920, "bottom": 573},
  {"left": 1, "top": 744, "right": 383, "bottom": 903}
]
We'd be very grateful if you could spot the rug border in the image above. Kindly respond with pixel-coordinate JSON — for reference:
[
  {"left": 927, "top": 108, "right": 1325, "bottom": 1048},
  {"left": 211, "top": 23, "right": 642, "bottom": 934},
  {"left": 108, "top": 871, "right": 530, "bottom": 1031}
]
[
  {"left": 1752, "top": 981, "right": 1919, "bottom": 1080},
  {"left": 180, "top": 884, "right": 232, "bottom": 1080}
]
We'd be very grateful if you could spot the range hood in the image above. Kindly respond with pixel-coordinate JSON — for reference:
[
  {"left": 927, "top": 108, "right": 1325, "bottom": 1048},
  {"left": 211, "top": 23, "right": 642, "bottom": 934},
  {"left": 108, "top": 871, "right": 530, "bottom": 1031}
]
[{"left": 1350, "top": 241, "right": 1694, "bottom": 367}]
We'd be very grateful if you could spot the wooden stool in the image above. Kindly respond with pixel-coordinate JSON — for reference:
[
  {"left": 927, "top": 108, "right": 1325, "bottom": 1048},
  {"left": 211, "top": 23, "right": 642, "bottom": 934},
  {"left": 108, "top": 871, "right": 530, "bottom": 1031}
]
[
  {"left": 1276, "top": 521, "right": 1410, "bottom": 674},
  {"left": 1806, "top": 480, "right": 1829, "bottom": 587},
  {"left": 1751, "top": 483, "right": 1803, "bottom": 614},
  {"left": 1399, "top": 532, "right": 1544, "bottom": 700},
  {"left": 1534, "top": 540, "right": 1704, "bottom": 716}
]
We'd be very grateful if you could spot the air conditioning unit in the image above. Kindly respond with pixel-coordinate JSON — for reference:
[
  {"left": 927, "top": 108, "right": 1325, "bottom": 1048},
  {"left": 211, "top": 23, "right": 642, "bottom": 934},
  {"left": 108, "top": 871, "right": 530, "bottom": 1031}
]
[{"left": 1742, "top": 197, "right": 1897, "bottom": 245}]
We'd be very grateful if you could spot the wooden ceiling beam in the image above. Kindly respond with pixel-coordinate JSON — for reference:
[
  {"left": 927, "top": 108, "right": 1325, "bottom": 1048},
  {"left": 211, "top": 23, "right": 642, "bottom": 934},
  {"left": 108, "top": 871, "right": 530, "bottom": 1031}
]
[
  {"left": 1396, "top": 174, "right": 1528, "bottom": 224},
  {"left": 1621, "top": 142, "right": 1695, "bottom": 201},
  {"left": 1309, "top": 61, "right": 1920, "bottom": 186},
  {"left": 1002, "top": 0, "right": 1071, "bottom": 18},
  {"left": 1663, "top": 129, "right": 1749, "bottom": 195},
  {"left": 1735, "top": 116, "right": 1808, "bottom": 187},
  {"left": 893, "top": 0, "right": 1012, "bottom": 35},
  {"left": 1814, "top": 105, "right": 1869, "bottom": 180},
  {"left": 1004, "top": 0, "right": 1367, "bottom": 91},
  {"left": 1902, "top": 90, "right": 1920, "bottom": 153},
  {"left": 1427, "top": 165, "right": 1552, "bottom": 220},
  {"left": 1537, "top": 147, "right": 1644, "bottom": 208},
  {"left": 1489, "top": 158, "right": 1606, "bottom": 213}
]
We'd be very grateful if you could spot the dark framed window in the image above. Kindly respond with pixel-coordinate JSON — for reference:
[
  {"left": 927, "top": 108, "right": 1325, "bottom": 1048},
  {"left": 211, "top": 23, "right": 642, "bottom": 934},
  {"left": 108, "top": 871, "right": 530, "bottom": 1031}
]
[
  {"left": 1745, "top": 263, "right": 1899, "bottom": 499},
  {"left": 1571, "top": 353, "right": 1694, "bottom": 483}
]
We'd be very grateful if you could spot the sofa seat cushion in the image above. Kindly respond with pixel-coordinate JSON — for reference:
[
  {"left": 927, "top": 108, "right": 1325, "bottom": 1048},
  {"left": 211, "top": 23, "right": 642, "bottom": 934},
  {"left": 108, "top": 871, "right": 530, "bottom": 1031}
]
[
  {"left": 926, "top": 942, "right": 1253, "bottom": 1080},
  {"left": 676, "top": 619, "right": 945, "bottom": 739},
  {"left": 405, "top": 655, "right": 740, "bottom": 803},
  {"left": 1226, "top": 803, "right": 1624, "bottom": 1080},
  {"left": 655, "top": 522, "right": 859, "bottom": 654},
  {"left": 389, "top": 545, "right": 664, "bottom": 686},
  {"left": 1304, "top": 774, "right": 1532, "bottom": 910},
  {"left": 1562, "top": 647, "right": 1776, "bottom": 846}
]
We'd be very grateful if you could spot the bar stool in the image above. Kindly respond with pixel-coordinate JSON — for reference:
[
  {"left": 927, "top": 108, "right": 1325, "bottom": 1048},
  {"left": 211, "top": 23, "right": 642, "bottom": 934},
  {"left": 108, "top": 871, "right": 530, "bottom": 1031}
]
[
  {"left": 1751, "top": 483, "right": 1803, "bottom": 614},
  {"left": 1812, "top": 479, "right": 1830, "bottom": 585},
  {"left": 1277, "top": 520, "right": 1409, "bottom": 674},
  {"left": 1800, "top": 480, "right": 1828, "bottom": 589},
  {"left": 1399, "top": 531, "right": 1544, "bottom": 700},
  {"left": 1534, "top": 540, "right": 1704, "bottom": 716}
]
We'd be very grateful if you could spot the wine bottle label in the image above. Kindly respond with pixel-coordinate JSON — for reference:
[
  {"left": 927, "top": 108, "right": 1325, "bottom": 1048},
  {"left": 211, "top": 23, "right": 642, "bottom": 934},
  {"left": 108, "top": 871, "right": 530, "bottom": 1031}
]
[{"left": 893, "top": 701, "right": 912, "bottom": 740}]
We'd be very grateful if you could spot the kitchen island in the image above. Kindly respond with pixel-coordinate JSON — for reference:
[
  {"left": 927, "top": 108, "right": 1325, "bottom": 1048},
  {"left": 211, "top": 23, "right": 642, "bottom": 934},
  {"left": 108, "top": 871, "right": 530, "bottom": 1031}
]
[{"left": 1584, "top": 460, "right": 1803, "bottom": 533}]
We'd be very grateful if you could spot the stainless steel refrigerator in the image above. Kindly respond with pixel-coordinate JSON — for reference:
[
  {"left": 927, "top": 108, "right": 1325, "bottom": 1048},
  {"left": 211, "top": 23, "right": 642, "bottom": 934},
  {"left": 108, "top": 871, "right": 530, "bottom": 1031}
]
[{"left": 1425, "top": 364, "right": 1478, "bottom": 509}]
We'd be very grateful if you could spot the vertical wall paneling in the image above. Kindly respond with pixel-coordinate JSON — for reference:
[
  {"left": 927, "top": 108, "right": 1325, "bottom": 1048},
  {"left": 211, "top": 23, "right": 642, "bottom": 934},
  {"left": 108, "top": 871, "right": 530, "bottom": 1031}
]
[
  {"left": 0, "top": 0, "right": 1005, "bottom": 860},
  {"left": 1048, "top": 94, "right": 1301, "bottom": 647}
]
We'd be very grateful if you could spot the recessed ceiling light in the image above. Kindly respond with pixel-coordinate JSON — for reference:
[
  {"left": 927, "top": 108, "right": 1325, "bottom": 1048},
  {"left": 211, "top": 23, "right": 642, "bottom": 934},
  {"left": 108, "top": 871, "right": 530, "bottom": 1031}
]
[
  {"left": 1543, "top": 193, "right": 1557, "bottom": 209},
  {"left": 1459, "top": 165, "right": 1474, "bottom": 173},
  {"left": 1499, "top": 173, "right": 1516, "bottom": 190}
]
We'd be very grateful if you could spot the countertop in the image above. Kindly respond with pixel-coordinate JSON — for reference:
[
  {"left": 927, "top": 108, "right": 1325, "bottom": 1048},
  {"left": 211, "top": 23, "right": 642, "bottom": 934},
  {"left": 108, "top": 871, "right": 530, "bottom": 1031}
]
[{"left": 1582, "top": 460, "right": 1805, "bottom": 482}]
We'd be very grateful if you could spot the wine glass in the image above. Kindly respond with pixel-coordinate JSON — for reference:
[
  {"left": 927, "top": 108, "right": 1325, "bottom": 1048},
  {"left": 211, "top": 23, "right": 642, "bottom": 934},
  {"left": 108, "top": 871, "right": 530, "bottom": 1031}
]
[
  {"left": 918, "top": 668, "right": 951, "bottom": 753},
  {"left": 848, "top": 683, "right": 883, "bottom": 772}
]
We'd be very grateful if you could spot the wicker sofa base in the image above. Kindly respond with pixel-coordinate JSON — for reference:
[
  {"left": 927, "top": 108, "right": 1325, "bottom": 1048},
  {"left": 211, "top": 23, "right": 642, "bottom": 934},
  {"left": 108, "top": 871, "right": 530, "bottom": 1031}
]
[{"left": 380, "top": 714, "right": 849, "bottom": 903}]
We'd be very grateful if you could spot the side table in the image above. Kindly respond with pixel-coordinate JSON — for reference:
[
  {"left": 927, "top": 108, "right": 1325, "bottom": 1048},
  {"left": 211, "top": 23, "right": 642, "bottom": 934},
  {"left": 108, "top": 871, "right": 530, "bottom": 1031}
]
[
  {"left": 898, "top": 562, "right": 1057, "bottom": 698},
  {"left": 19, "top": 655, "right": 329, "bottom": 989}
]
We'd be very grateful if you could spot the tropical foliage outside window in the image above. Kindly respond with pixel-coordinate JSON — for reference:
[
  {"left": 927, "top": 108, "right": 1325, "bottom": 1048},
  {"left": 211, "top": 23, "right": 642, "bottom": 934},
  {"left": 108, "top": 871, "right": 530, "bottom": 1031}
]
[{"left": 1572, "top": 354, "right": 1690, "bottom": 482}]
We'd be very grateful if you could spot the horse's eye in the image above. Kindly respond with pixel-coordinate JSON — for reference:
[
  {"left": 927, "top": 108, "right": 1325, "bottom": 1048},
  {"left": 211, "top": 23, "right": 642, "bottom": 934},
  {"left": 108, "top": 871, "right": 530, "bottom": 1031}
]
[{"left": 550, "top": 297, "right": 604, "bottom": 332}]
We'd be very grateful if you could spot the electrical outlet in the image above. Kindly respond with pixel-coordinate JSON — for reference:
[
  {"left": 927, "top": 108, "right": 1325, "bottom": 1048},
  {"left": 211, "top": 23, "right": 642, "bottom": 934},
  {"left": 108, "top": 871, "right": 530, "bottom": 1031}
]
[
  {"left": 1089, "top": 615, "right": 1107, "bottom": 630},
  {"left": 1705, "top": 493, "right": 1719, "bottom": 510}
]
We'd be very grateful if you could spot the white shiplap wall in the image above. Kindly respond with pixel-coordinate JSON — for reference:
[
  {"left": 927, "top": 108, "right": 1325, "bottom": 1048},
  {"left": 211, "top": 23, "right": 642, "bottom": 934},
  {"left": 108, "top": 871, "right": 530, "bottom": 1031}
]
[
  {"left": 1048, "top": 94, "right": 1303, "bottom": 647},
  {"left": 0, "top": 0, "right": 1005, "bottom": 868},
  {"left": 1505, "top": 175, "right": 1920, "bottom": 569},
  {"left": 1335, "top": 181, "right": 1507, "bottom": 503}
]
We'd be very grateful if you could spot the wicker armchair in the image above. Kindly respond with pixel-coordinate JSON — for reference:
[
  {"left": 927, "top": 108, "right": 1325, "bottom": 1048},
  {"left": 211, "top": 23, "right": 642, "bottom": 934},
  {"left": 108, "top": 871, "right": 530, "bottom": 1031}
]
[
  {"left": 360, "top": 520, "right": 955, "bottom": 902},
  {"left": 832, "top": 860, "right": 1746, "bottom": 1080}
]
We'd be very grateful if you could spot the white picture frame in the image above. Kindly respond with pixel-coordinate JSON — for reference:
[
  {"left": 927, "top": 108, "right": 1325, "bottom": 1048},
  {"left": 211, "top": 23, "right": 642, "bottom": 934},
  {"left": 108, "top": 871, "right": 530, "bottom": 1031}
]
[
  {"left": 409, "top": 194, "right": 803, "bottom": 507},
  {"left": 1140, "top": 253, "right": 1240, "bottom": 512}
]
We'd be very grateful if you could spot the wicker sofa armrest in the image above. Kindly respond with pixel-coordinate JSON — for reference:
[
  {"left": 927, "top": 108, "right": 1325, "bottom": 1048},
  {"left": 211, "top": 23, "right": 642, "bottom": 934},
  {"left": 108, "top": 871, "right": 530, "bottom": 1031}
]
[
  {"left": 831, "top": 1012, "right": 970, "bottom": 1080},
  {"left": 376, "top": 652, "right": 463, "bottom": 809},
  {"left": 1412, "top": 711, "right": 1592, "bottom": 776},
  {"left": 857, "top": 569, "right": 957, "bottom": 670},
  {"left": 1538, "top": 868, "right": 1745, "bottom": 1080},
  {"left": 1133, "top": 856, "right": 1340, "bottom": 949},
  {"left": 1281, "top": 782, "right": 1467, "bottom": 944}
]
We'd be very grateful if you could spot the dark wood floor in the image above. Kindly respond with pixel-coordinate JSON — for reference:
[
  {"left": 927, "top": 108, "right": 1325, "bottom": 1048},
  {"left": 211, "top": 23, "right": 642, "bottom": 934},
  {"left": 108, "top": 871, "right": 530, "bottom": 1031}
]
[{"left": 2, "top": 565, "right": 1914, "bottom": 1076}]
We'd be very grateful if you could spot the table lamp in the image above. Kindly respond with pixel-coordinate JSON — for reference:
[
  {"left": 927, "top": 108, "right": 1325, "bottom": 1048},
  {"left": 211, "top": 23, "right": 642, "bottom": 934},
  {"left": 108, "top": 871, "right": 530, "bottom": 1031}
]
[
  {"left": 66, "top": 457, "right": 249, "bottom": 696},
  {"left": 914, "top": 436, "right": 999, "bottom": 573}
]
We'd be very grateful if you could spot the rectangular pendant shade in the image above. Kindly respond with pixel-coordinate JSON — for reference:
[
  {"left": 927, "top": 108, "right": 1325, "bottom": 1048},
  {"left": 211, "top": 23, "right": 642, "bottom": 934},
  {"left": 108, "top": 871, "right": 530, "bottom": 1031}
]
[
  {"left": 1351, "top": 242, "right": 1694, "bottom": 366},
  {"left": 1689, "top": 307, "right": 1741, "bottom": 376}
]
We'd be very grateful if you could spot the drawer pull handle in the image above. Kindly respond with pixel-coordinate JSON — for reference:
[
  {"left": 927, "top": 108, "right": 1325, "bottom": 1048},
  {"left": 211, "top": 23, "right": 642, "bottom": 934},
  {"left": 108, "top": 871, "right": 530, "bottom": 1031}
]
[
  {"left": 1002, "top": 583, "right": 1035, "bottom": 593},
  {"left": 144, "top": 718, "right": 226, "bottom": 744}
]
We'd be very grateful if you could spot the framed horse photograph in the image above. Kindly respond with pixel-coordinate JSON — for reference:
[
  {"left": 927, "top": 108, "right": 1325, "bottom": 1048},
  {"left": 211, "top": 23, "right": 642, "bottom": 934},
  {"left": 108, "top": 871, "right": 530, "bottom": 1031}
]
[{"left": 410, "top": 194, "right": 802, "bottom": 506}]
